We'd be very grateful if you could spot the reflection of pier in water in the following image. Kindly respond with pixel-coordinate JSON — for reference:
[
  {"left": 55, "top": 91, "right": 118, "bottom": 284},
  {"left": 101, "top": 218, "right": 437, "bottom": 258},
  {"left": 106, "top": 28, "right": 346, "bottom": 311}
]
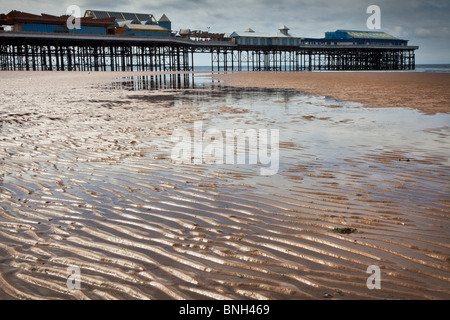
[
  {"left": 105, "top": 73, "right": 300, "bottom": 103},
  {"left": 103, "top": 73, "right": 300, "bottom": 110},
  {"left": 106, "top": 73, "right": 220, "bottom": 91}
]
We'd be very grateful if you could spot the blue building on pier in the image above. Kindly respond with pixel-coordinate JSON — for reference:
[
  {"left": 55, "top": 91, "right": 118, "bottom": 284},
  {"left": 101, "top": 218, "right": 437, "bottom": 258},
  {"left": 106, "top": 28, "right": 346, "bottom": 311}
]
[{"left": 302, "top": 30, "right": 409, "bottom": 46}]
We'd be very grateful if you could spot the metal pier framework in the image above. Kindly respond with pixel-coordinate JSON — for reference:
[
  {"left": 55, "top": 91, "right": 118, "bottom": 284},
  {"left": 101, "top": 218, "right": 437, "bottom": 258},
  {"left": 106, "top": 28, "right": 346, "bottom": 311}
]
[
  {"left": 209, "top": 46, "right": 417, "bottom": 71},
  {"left": 0, "top": 33, "right": 417, "bottom": 71}
]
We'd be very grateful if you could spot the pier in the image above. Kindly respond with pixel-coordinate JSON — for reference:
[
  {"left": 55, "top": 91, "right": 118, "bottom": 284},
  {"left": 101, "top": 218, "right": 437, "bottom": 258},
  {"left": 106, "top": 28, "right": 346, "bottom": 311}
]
[
  {"left": 0, "top": 10, "right": 418, "bottom": 72},
  {"left": 0, "top": 32, "right": 417, "bottom": 72}
]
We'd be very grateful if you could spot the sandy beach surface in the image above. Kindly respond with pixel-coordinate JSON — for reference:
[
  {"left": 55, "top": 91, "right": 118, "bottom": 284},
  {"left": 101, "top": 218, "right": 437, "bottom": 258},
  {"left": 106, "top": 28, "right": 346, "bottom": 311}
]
[
  {"left": 215, "top": 71, "right": 450, "bottom": 114},
  {"left": 0, "top": 70, "right": 449, "bottom": 300}
]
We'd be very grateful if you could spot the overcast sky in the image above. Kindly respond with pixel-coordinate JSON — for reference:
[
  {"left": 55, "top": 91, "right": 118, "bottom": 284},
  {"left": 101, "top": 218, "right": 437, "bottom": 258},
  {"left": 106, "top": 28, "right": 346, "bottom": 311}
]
[{"left": 1, "top": 0, "right": 449, "bottom": 63}]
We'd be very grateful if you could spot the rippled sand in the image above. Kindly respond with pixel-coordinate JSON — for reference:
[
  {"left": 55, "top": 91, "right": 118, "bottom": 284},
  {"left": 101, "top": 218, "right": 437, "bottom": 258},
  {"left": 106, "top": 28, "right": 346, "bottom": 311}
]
[{"left": 0, "top": 71, "right": 449, "bottom": 300}]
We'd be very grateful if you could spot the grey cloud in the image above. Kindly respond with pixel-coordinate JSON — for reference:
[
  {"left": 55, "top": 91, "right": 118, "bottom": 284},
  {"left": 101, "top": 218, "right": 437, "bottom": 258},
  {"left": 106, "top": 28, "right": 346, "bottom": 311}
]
[{"left": 0, "top": 0, "right": 448, "bottom": 63}]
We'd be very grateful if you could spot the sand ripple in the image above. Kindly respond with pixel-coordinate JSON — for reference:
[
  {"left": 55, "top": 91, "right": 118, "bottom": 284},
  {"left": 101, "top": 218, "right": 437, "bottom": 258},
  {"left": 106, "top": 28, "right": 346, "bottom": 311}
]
[
  {"left": 1, "top": 150, "right": 449, "bottom": 299},
  {"left": 0, "top": 71, "right": 449, "bottom": 300}
]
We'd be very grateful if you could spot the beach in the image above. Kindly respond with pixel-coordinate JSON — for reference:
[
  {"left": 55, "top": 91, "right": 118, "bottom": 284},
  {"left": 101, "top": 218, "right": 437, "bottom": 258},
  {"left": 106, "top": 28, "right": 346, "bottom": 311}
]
[
  {"left": 215, "top": 71, "right": 450, "bottom": 114},
  {"left": 0, "top": 70, "right": 449, "bottom": 300}
]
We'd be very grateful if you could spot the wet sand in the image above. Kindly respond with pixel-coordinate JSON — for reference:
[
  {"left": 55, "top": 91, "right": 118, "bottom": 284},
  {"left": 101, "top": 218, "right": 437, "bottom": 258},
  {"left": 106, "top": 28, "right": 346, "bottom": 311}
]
[
  {"left": 215, "top": 71, "right": 450, "bottom": 114},
  {"left": 0, "top": 71, "right": 449, "bottom": 300}
]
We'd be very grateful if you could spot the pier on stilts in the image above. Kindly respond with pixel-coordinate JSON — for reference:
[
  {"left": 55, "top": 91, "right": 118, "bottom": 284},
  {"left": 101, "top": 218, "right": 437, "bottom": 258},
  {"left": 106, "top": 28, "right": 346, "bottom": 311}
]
[{"left": 0, "top": 32, "right": 417, "bottom": 72}]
